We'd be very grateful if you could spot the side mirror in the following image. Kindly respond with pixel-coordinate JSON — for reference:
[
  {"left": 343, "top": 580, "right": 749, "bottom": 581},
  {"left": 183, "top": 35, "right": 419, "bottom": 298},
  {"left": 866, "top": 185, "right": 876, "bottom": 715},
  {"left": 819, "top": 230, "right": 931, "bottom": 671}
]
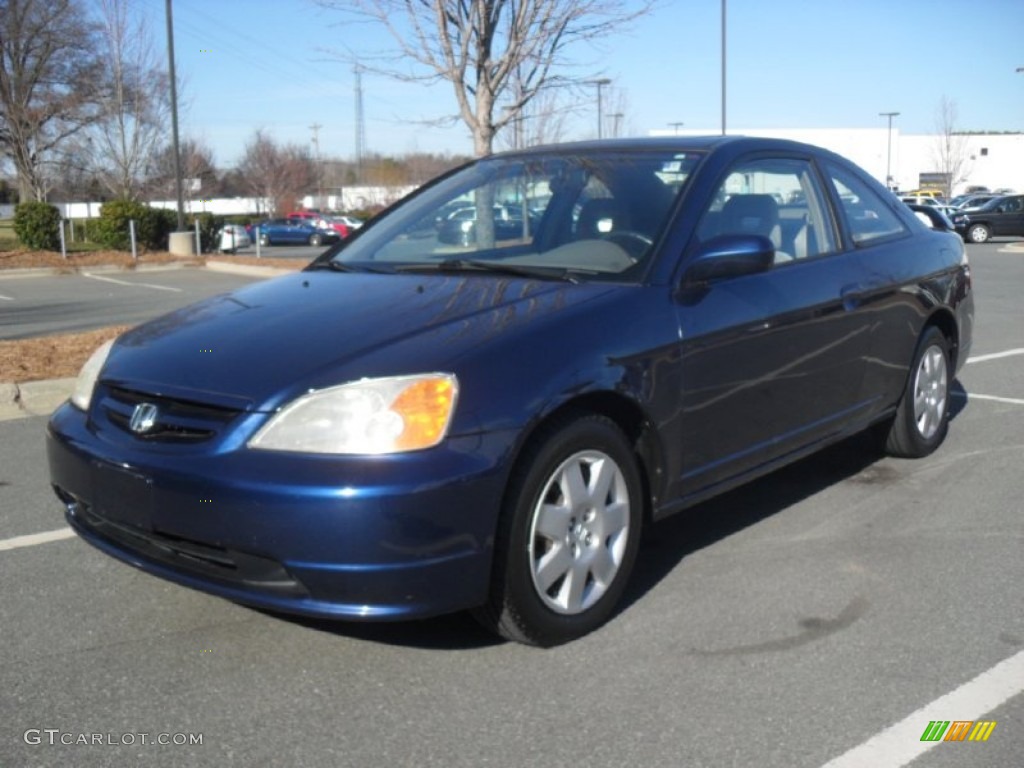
[{"left": 683, "top": 234, "right": 775, "bottom": 284}]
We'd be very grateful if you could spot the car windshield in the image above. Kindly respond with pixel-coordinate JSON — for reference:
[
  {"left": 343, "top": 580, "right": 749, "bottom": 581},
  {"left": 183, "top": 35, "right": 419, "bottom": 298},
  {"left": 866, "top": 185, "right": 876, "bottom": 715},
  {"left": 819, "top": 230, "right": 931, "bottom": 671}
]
[{"left": 325, "top": 149, "right": 702, "bottom": 282}]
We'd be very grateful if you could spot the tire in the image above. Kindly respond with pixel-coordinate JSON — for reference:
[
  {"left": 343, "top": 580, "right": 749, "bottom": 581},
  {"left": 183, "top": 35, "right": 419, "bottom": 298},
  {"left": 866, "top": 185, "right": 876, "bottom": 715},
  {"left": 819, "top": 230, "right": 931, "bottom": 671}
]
[
  {"left": 260, "top": 235, "right": 270, "bottom": 246},
  {"left": 967, "top": 223, "right": 990, "bottom": 243},
  {"left": 309, "top": 233, "right": 322, "bottom": 247},
  {"left": 474, "top": 412, "right": 643, "bottom": 647},
  {"left": 883, "top": 327, "right": 951, "bottom": 458}
]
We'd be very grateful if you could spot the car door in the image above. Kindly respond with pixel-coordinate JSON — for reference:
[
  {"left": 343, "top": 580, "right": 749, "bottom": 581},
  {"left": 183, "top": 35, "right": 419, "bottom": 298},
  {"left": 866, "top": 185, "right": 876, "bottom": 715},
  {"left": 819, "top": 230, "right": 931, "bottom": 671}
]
[
  {"left": 992, "top": 195, "right": 1024, "bottom": 236},
  {"left": 283, "top": 221, "right": 306, "bottom": 244},
  {"left": 821, "top": 160, "right": 940, "bottom": 408},
  {"left": 672, "top": 155, "right": 872, "bottom": 496}
]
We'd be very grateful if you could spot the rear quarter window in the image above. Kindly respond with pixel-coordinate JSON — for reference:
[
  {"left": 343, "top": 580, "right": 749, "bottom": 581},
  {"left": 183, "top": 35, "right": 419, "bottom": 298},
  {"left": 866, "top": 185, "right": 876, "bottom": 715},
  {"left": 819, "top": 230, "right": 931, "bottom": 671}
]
[{"left": 826, "top": 163, "right": 908, "bottom": 246}]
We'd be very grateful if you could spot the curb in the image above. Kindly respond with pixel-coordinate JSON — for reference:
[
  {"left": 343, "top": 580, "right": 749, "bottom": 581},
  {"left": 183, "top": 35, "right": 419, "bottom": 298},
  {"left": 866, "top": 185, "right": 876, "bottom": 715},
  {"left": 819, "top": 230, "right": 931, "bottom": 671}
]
[
  {"left": 0, "top": 377, "right": 77, "bottom": 423},
  {"left": 0, "top": 261, "right": 198, "bottom": 280}
]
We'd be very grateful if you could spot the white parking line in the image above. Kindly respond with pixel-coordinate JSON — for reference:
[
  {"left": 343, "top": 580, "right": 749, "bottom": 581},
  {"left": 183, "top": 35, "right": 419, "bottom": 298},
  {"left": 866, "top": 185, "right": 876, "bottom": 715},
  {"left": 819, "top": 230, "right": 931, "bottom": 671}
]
[
  {"left": 82, "top": 272, "right": 181, "bottom": 292},
  {"left": 967, "top": 348, "right": 1024, "bottom": 364},
  {"left": 0, "top": 527, "right": 76, "bottom": 552},
  {"left": 0, "top": 293, "right": 13, "bottom": 301},
  {"left": 959, "top": 392, "right": 1024, "bottom": 406},
  {"left": 820, "top": 649, "right": 1024, "bottom": 768}
]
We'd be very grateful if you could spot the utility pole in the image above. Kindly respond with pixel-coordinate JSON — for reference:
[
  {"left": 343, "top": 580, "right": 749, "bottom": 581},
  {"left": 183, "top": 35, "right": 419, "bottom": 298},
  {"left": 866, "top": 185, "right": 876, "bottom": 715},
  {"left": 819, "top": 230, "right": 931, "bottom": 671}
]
[
  {"left": 354, "top": 65, "right": 366, "bottom": 183},
  {"left": 668, "top": 121, "right": 685, "bottom": 135},
  {"left": 587, "top": 78, "right": 612, "bottom": 139},
  {"left": 310, "top": 123, "right": 322, "bottom": 207},
  {"left": 609, "top": 113, "right": 624, "bottom": 138}
]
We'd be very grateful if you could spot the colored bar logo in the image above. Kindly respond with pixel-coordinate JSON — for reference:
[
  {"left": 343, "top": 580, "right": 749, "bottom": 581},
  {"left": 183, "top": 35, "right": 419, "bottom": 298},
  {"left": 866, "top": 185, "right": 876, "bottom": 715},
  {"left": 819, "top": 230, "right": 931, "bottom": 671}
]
[{"left": 920, "top": 720, "right": 997, "bottom": 742}]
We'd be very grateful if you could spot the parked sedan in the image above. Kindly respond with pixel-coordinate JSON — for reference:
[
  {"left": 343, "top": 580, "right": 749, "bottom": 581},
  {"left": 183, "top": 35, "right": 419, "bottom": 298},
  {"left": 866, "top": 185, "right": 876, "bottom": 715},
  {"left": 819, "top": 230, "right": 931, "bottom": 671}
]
[
  {"left": 255, "top": 219, "right": 341, "bottom": 247},
  {"left": 437, "top": 205, "right": 532, "bottom": 245},
  {"left": 48, "top": 136, "right": 973, "bottom": 647},
  {"left": 955, "top": 194, "right": 1024, "bottom": 242},
  {"left": 216, "top": 224, "right": 251, "bottom": 252}
]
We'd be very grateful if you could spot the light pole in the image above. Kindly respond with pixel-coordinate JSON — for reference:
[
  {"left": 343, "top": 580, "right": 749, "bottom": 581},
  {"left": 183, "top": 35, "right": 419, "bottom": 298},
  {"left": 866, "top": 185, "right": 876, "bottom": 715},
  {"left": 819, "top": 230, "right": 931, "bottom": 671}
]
[
  {"left": 721, "top": 0, "right": 727, "bottom": 135},
  {"left": 879, "top": 111, "right": 900, "bottom": 190},
  {"left": 165, "top": 0, "right": 185, "bottom": 231},
  {"left": 587, "top": 78, "right": 612, "bottom": 139}
]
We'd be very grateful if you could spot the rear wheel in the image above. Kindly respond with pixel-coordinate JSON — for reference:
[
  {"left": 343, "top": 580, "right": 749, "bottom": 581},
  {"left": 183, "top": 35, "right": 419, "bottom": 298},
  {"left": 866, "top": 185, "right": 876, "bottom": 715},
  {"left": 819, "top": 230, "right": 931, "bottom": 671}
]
[
  {"left": 883, "top": 327, "right": 951, "bottom": 458},
  {"left": 474, "top": 412, "right": 643, "bottom": 647},
  {"left": 967, "top": 223, "right": 990, "bottom": 243},
  {"left": 309, "top": 233, "right": 322, "bottom": 247},
  {"left": 260, "top": 234, "right": 270, "bottom": 246}
]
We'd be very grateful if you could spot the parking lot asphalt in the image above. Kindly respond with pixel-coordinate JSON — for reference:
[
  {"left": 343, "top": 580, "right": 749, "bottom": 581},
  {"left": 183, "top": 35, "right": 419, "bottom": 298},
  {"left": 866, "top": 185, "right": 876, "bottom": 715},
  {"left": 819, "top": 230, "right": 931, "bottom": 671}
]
[{"left": 1, "top": 242, "right": 1022, "bottom": 767}]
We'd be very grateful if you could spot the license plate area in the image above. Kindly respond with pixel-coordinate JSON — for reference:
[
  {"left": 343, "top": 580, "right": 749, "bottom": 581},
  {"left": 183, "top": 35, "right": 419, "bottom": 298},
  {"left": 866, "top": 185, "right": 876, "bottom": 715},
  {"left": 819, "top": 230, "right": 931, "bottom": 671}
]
[{"left": 91, "top": 461, "right": 154, "bottom": 530}]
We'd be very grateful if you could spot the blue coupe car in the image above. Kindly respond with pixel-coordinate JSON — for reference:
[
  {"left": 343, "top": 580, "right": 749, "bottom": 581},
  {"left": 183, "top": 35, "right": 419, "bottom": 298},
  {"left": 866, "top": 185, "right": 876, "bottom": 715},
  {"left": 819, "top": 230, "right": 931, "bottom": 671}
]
[
  {"left": 48, "top": 137, "right": 974, "bottom": 646},
  {"left": 254, "top": 218, "right": 340, "bottom": 247}
]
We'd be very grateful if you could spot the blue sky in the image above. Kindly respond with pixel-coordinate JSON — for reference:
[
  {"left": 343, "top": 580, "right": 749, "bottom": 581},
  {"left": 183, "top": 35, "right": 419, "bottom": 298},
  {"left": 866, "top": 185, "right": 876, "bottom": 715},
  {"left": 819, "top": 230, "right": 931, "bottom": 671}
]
[{"left": 147, "top": 0, "right": 1024, "bottom": 167}]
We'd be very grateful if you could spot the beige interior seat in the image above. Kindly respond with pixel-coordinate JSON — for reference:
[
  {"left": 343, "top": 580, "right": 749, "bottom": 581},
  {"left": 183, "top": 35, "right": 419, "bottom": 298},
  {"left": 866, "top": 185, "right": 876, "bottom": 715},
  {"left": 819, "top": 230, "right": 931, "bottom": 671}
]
[{"left": 720, "top": 194, "right": 791, "bottom": 262}]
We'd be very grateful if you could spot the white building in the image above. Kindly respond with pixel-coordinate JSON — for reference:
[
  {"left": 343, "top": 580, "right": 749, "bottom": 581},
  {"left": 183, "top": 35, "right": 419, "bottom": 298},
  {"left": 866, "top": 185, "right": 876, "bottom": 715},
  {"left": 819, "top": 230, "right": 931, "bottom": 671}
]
[{"left": 650, "top": 128, "right": 1024, "bottom": 196}]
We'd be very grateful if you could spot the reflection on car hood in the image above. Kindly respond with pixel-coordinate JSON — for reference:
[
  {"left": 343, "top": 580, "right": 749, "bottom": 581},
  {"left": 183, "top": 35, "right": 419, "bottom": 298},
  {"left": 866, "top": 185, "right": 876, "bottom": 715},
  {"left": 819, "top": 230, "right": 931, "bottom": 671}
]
[{"left": 102, "top": 272, "right": 610, "bottom": 409}]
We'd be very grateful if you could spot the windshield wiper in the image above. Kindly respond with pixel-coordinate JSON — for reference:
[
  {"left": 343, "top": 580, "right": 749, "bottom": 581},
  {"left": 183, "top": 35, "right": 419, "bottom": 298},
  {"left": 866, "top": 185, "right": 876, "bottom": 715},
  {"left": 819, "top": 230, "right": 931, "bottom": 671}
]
[
  {"left": 305, "top": 260, "right": 395, "bottom": 274},
  {"left": 395, "top": 259, "right": 579, "bottom": 283}
]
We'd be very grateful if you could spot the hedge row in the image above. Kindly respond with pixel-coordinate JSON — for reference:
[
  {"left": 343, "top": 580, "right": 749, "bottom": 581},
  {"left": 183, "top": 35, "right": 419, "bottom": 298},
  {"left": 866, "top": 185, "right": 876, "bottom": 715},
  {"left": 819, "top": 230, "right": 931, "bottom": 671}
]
[{"left": 12, "top": 200, "right": 228, "bottom": 252}]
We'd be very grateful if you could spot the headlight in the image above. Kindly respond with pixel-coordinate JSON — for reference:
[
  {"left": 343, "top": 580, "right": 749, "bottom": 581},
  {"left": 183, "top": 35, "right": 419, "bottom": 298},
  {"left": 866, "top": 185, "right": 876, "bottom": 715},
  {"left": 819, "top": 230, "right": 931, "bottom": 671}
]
[
  {"left": 70, "top": 338, "right": 115, "bottom": 411},
  {"left": 248, "top": 373, "right": 458, "bottom": 455}
]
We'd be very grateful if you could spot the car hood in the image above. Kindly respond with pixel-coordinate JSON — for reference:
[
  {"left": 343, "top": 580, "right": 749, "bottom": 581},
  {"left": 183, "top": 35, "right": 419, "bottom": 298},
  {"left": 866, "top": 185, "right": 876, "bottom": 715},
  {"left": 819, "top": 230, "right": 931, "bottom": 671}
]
[{"left": 102, "top": 271, "right": 611, "bottom": 410}]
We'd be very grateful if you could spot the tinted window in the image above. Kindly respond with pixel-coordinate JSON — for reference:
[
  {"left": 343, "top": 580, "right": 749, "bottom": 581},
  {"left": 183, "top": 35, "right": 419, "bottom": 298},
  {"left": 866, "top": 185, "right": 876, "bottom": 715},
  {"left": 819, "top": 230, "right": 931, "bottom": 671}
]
[{"left": 826, "top": 163, "right": 908, "bottom": 245}]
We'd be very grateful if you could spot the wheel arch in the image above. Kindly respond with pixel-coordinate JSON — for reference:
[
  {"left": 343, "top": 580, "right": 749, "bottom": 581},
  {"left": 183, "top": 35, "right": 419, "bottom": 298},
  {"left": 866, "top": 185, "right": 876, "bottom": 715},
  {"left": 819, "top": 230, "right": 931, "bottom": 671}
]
[
  {"left": 502, "top": 391, "right": 663, "bottom": 528},
  {"left": 925, "top": 306, "right": 961, "bottom": 369}
]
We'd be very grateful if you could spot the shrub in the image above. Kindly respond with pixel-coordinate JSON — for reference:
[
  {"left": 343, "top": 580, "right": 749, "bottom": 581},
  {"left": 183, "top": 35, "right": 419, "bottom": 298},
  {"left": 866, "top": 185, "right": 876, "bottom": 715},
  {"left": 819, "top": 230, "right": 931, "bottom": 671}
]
[
  {"left": 13, "top": 202, "right": 62, "bottom": 250},
  {"left": 93, "top": 200, "right": 176, "bottom": 251}
]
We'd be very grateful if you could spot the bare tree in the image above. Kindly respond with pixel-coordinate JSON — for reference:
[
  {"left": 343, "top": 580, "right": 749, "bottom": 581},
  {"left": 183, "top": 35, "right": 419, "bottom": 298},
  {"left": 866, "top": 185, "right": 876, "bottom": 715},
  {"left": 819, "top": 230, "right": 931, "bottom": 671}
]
[
  {"left": 932, "top": 96, "right": 972, "bottom": 198},
  {"left": 142, "top": 138, "right": 217, "bottom": 201},
  {"left": 496, "top": 67, "right": 581, "bottom": 151},
  {"left": 87, "top": 0, "right": 170, "bottom": 200},
  {"left": 239, "top": 130, "right": 316, "bottom": 215},
  {"left": 0, "top": 0, "right": 107, "bottom": 201},
  {"left": 318, "top": 0, "right": 654, "bottom": 157}
]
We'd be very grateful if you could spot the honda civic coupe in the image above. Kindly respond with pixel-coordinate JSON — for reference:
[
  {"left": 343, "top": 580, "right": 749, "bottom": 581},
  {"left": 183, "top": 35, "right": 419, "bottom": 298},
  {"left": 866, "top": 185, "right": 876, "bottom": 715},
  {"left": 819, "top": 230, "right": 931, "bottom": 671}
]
[{"left": 48, "top": 137, "right": 974, "bottom": 647}]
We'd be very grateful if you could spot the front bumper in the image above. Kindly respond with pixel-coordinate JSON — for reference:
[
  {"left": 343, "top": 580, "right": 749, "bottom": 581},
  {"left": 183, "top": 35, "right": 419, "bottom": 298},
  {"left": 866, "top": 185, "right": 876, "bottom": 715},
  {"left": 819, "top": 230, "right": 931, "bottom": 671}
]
[{"left": 47, "top": 401, "right": 512, "bottom": 621}]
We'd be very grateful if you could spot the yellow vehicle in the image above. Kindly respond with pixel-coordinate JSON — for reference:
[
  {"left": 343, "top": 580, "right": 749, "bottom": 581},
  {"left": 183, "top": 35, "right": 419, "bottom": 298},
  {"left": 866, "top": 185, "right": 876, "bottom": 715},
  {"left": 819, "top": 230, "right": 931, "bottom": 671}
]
[{"left": 905, "top": 189, "right": 944, "bottom": 199}]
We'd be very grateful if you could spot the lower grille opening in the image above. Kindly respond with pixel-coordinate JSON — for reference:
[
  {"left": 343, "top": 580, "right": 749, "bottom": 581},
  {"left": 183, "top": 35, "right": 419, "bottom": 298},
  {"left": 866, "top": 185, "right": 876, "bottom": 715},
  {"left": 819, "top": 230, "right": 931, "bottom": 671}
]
[{"left": 59, "top": 487, "right": 308, "bottom": 598}]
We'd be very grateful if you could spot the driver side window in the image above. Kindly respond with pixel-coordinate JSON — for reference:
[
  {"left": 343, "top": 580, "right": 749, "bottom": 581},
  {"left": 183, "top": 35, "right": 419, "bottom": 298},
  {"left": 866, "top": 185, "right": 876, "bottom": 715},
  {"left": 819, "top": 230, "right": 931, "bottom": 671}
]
[{"left": 697, "top": 157, "right": 835, "bottom": 263}]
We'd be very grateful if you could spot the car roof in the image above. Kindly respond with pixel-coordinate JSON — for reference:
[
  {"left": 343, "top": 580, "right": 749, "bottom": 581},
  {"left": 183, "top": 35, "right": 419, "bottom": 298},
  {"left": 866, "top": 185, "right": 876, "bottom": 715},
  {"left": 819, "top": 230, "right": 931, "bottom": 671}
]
[{"left": 490, "top": 135, "right": 837, "bottom": 158}]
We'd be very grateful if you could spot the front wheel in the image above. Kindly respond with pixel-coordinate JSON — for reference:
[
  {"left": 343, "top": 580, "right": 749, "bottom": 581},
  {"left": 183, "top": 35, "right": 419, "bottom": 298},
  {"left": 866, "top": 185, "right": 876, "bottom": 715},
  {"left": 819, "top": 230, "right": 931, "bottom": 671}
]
[
  {"left": 309, "top": 233, "right": 322, "bottom": 247},
  {"left": 883, "top": 327, "right": 951, "bottom": 458},
  {"left": 474, "top": 412, "right": 643, "bottom": 646},
  {"left": 967, "top": 223, "right": 990, "bottom": 243},
  {"left": 259, "top": 234, "right": 270, "bottom": 246}
]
